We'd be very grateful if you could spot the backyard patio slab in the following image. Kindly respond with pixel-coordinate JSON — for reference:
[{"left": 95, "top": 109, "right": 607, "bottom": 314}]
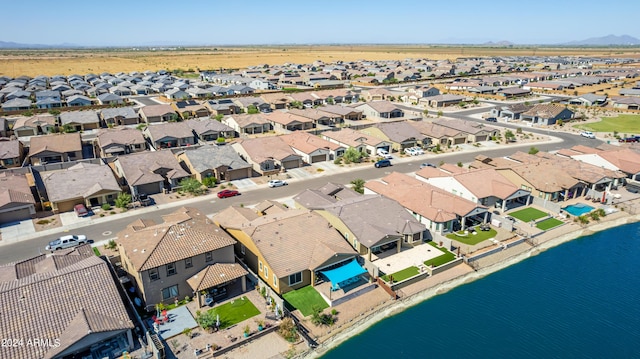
[
  {"left": 148, "top": 305, "right": 198, "bottom": 340},
  {"left": 374, "top": 243, "right": 444, "bottom": 275}
]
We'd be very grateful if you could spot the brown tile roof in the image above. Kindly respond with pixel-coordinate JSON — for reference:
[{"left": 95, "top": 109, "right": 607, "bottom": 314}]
[
  {"left": 97, "top": 127, "right": 146, "bottom": 148},
  {"left": 373, "top": 121, "right": 425, "bottom": 143},
  {"left": 0, "top": 172, "right": 35, "bottom": 208},
  {"left": 29, "top": 132, "right": 82, "bottom": 156},
  {"left": 452, "top": 168, "right": 520, "bottom": 200},
  {"left": 117, "top": 207, "right": 236, "bottom": 271},
  {"left": 12, "top": 113, "right": 56, "bottom": 130},
  {"left": 287, "top": 108, "right": 333, "bottom": 121},
  {"left": 321, "top": 127, "right": 384, "bottom": 147},
  {"left": 506, "top": 162, "right": 580, "bottom": 192},
  {"left": 409, "top": 120, "right": 461, "bottom": 138},
  {"left": 145, "top": 121, "right": 194, "bottom": 140},
  {"left": 280, "top": 131, "right": 340, "bottom": 154},
  {"left": 226, "top": 113, "right": 270, "bottom": 128},
  {"left": 115, "top": 150, "right": 190, "bottom": 186},
  {"left": 0, "top": 246, "right": 134, "bottom": 359},
  {"left": 214, "top": 207, "right": 355, "bottom": 278},
  {"left": 522, "top": 104, "right": 567, "bottom": 118},
  {"left": 0, "top": 138, "right": 20, "bottom": 159},
  {"left": 365, "top": 172, "right": 483, "bottom": 222},
  {"left": 187, "top": 263, "right": 248, "bottom": 292},
  {"left": 598, "top": 148, "right": 640, "bottom": 174},
  {"left": 42, "top": 163, "right": 120, "bottom": 202},
  {"left": 359, "top": 100, "right": 402, "bottom": 113},
  {"left": 264, "top": 111, "right": 313, "bottom": 126},
  {"left": 234, "top": 136, "right": 298, "bottom": 163},
  {"left": 139, "top": 104, "right": 175, "bottom": 118},
  {"left": 293, "top": 183, "right": 361, "bottom": 208}
]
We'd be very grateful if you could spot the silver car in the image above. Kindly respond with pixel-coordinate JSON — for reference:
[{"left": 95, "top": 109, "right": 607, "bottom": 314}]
[
  {"left": 45, "top": 235, "right": 88, "bottom": 251},
  {"left": 268, "top": 179, "right": 288, "bottom": 188}
]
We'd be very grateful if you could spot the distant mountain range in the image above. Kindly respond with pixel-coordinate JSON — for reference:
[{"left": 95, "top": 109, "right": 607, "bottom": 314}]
[
  {"left": 0, "top": 40, "right": 78, "bottom": 49},
  {"left": 561, "top": 34, "right": 640, "bottom": 46}
]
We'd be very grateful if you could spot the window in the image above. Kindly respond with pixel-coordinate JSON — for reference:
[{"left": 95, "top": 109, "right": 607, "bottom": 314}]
[
  {"left": 166, "top": 262, "right": 177, "bottom": 276},
  {"left": 264, "top": 266, "right": 269, "bottom": 279},
  {"left": 161, "top": 285, "right": 178, "bottom": 300},
  {"left": 205, "top": 251, "right": 213, "bottom": 262},
  {"left": 273, "top": 274, "right": 278, "bottom": 287},
  {"left": 5, "top": 158, "right": 14, "bottom": 165},
  {"left": 259, "top": 261, "right": 263, "bottom": 272},
  {"left": 288, "top": 272, "right": 302, "bottom": 286},
  {"left": 185, "top": 257, "right": 193, "bottom": 268},
  {"left": 149, "top": 268, "right": 159, "bottom": 281}
]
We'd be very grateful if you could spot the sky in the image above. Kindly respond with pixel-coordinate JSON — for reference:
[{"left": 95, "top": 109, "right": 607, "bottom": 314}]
[{"left": 1, "top": 0, "right": 639, "bottom": 46}]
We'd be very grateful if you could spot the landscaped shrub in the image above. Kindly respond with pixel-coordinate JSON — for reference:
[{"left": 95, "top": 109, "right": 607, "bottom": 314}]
[{"left": 102, "top": 203, "right": 111, "bottom": 211}]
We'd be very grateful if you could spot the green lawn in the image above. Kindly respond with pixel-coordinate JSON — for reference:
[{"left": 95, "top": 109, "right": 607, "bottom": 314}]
[
  {"left": 509, "top": 208, "right": 548, "bottom": 222},
  {"left": 577, "top": 114, "right": 640, "bottom": 133},
  {"left": 424, "top": 242, "right": 456, "bottom": 267},
  {"left": 446, "top": 228, "right": 497, "bottom": 245},
  {"left": 380, "top": 266, "right": 420, "bottom": 283},
  {"left": 208, "top": 296, "right": 260, "bottom": 329},
  {"left": 283, "top": 286, "right": 328, "bottom": 317},
  {"left": 536, "top": 218, "right": 564, "bottom": 230}
]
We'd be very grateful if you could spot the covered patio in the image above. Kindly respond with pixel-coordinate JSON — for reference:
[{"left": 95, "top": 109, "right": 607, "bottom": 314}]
[
  {"left": 187, "top": 263, "right": 249, "bottom": 309},
  {"left": 318, "top": 259, "right": 367, "bottom": 292}
]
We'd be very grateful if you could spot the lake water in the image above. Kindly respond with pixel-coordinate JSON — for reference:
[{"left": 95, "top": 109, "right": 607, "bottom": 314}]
[{"left": 322, "top": 222, "right": 640, "bottom": 358}]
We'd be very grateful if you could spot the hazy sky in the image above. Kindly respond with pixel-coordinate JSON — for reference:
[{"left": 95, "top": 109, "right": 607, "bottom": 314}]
[{"left": 2, "top": 0, "right": 639, "bottom": 46}]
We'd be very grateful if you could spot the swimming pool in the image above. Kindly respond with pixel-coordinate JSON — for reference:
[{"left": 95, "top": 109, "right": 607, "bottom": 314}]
[{"left": 563, "top": 203, "right": 595, "bottom": 216}]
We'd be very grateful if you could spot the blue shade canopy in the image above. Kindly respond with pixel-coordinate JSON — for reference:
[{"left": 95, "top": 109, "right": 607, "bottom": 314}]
[{"left": 319, "top": 259, "right": 366, "bottom": 285}]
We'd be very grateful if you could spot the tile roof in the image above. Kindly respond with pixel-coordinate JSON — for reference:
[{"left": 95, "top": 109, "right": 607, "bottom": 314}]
[
  {"left": 365, "top": 172, "right": 483, "bottom": 222},
  {"left": 59, "top": 110, "right": 100, "bottom": 125},
  {"left": 598, "top": 148, "right": 640, "bottom": 174},
  {"left": 117, "top": 207, "right": 236, "bottom": 271},
  {"left": 506, "top": 162, "right": 580, "bottom": 192},
  {"left": 321, "top": 127, "right": 384, "bottom": 147},
  {"left": 293, "top": 183, "right": 369, "bottom": 208},
  {"left": 139, "top": 104, "right": 175, "bottom": 118},
  {"left": 12, "top": 114, "right": 56, "bottom": 130},
  {"left": 408, "top": 120, "right": 461, "bottom": 138},
  {"left": 42, "top": 163, "right": 120, "bottom": 202},
  {"left": 214, "top": 208, "right": 356, "bottom": 278},
  {"left": 358, "top": 100, "right": 402, "bottom": 114},
  {"left": 522, "top": 104, "right": 567, "bottom": 118},
  {"left": 115, "top": 150, "right": 190, "bottom": 186},
  {"left": 145, "top": 121, "right": 194, "bottom": 141},
  {"left": 233, "top": 136, "right": 298, "bottom": 163},
  {"left": 0, "top": 172, "right": 35, "bottom": 208},
  {"left": 180, "top": 144, "right": 251, "bottom": 173},
  {"left": 29, "top": 132, "right": 82, "bottom": 156},
  {"left": 280, "top": 131, "right": 340, "bottom": 154},
  {"left": 100, "top": 106, "right": 138, "bottom": 120},
  {"left": 264, "top": 111, "right": 313, "bottom": 126},
  {"left": 0, "top": 246, "right": 134, "bottom": 359},
  {"left": 421, "top": 167, "right": 521, "bottom": 200},
  {"left": 97, "top": 127, "right": 146, "bottom": 147},
  {"left": 185, "top": 118, "right": 234, "bottom": 136},
  {"left": 226, "top": 113, "right": 270, "bottom": 128},
  {"left": 373, "top": 121, "right": 425, "bottom": 143},
  {"left": 187, "top": 263, "right": 248, "bottom": 292},
  {"left": 0, "top": 139, "right": 20, "bottom": 159}
]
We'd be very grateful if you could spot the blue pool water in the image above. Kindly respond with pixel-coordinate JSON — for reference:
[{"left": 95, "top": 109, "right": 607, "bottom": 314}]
[
  {"left": 562, "top": 203, "right": 595, "bottom": 216},
  {"left": 322, "top": 223, "right": 640, "bottom": 359}
]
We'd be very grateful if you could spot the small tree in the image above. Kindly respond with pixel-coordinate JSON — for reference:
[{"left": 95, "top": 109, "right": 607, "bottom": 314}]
[
  {"left": 247, "top": 105, "right": 259, "bottom": 114},
  {"left": 213, "top": 114, "right": 224, "bottom": 121},
  {"left": 528, "top": 146, "right": 539, "bottom": 155},
  {"left": 179, "top": 178, "right": 205, "bottom": 196},
  {"left": 437, "top": 110, "right": 443, "bottom": 117},
  {"left": 350, "top": 179, "right": 365, "bottom": 194},
  {"left": 182, "top": 327, "right": 192, "bottom": 339},
  {"left": 114, "top": 192, "right": 131, "bottom": 210},
  {"left": 278, "top": 317, "right": 298, "bottom": 342},
  {"left": 343, "top": 147, "right": 362, "bottom": 163},
  {"left": 216, "top": 136, "right": 226, "bottom": 145},
  {"left": 457, "top": 161, "right": 463, "bottom": 167},
  {"left": 202, "top": 176, "right": 218, "bottom": 188}
]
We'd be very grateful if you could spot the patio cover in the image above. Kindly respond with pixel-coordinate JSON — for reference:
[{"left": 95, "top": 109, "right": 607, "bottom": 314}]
[
  {"left": 319, "top": 259, "right": 366, "bottom": 285},
  {"left": 187, "top": 263, "right": 248, "bottom": 292}
]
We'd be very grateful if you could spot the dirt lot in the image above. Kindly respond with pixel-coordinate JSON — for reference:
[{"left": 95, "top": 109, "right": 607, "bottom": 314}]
[{"left": 2, "top": 45, "right": 640, "bottom": 77}]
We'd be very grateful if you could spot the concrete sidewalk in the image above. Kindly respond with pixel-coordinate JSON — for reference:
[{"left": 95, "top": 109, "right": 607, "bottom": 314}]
[{"left": 0, "top": 135, "right": 561, "bottom": 247}]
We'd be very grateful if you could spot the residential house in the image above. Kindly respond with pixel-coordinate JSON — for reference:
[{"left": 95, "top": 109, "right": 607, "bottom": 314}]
[
  {"left": 213, "top": 205, "right": 357, "bottom": 295},
  {"left": 96, "top": 127, "right": 147, "bottom": 157},
  {"left": 0, "top": 117, "right": 6, "bottom": 137},
  {"left": 41, "top": 162, "right": 121, "bottom": 213},
  {"left": 97, "top": 93, "right": 125, "bottom": 105},
  {"left": 495, "top": 161, "right": 583, "bottom": 203},
  {"left": 435, "top": 118, "right": 499, "bottom": 143},
  {"left": 568, "top": 93, "right": 607, "bottom": 107},
  {"left": 490, "top": 103, "right": 533, "bottom": 121},
  {"left": 570, "top": 148, "right": 640, "bottom": 182},
  {"left": 59, "top": 110, "right": 100, "bottom": 131},
  {"left": 355, "top": 100, "right": 404, "bottom": 119},
  {"left": 496, "top": 87, "right": 531, "bottom": 99},
  {"left": 415, "top": 167, "right": 531, "bottom": 212},
  {"left": 264, "top": 111, "right": 315, "bottom": 132},
  {"left": 100, "top": 107, "right": 139, "bottom": 126},
  {"left": 610, "top": 96, "right": 640, "bottom": 110},
  {"left": 0, "top": 138, "right": 24, "bottom": 168},
  {"left": 365, "top": 172, "right": 488, "bottom": 234},
  {"left": 28, "top": 132, "right": 83, "bottom": 165},
  {"left": 35, "top": 96, "right": 63, "bottom": 109},
  {"left": 143, "top": 122, "right": 196, "bottom": 150},
  {"left": 205, "top": 99, "right": 240, "bottom": 116},
  {"left": 362, "top": 88, "right": 395, "bottom": 101},
  {"left": 294, "top": 183, "right": 426, "bottom": 262},
  {"left": 317, "top": 104, "right": 363, "bottom": 121},
  {"left": 287, "top": 108, "right": 341, "bottom": 127},
  {"left": 12, "top": 114, "right": 57, "bottom": 137},
  {"left": 172, "top": 100, "right": 210, "bottom": 119},
  {"left": 139, "top": 104, "right": 177, "bottom": 123},
  {"left": 260, "top": 93, "right": 291, "bottom": 110},
  {"left": 185, "top": 118, "right": 235, "bottom": 142},
  {"left": 1, "top": 98, "right": 32, "bottom": 111},
  {"left": 112, "top": 150, "right": 191, "bottom": 196},
  {"left": 321, "top": 127, "right": 393, "bottom": 156},
  {"left": 521, "top": 104, "right": 574, "bottom": 126},
  {"left": 223, "top": 113, "right": 272, "bottom": 135},
  {"left": 66, "top": 94, "right": 93, "bottom": 107},
  {"left": 0, "top": 172, "right": 36, "bottom": 224},
  {"left": 360, "top": 121, "right": 426, "bottom": 152},
  {"left": 177, "top": 144, "right": 252, "bottom": 182},
  {"left": 410, "top": 86, "right": 440, "bottom": 98},
  {"left": 0, "top": 246, "right": 135, "bottom": 359},
  {"left": 117, "top": 207, "right": 241, "bottom": 307},
  {"left": 165, "top": 88, "right": 190, "bottom": 100},
  {"left": 280, "top": 131, "right": 344, "bottom": 163},
  {"left": 409, "top": 120, "right": 467, "bottom": 146},
  {"left": 422, "top": 94, "right": 466, "bottom": 108},
  {"left": 232, "top": 136, "right": 302, "bottom": 175}
]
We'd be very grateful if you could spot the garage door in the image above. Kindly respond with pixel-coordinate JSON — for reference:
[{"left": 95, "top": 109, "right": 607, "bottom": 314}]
[
  {"left": 310, "top": 154, "right": 326, "bottom": 163},
  {"left": 0, "top": 207, "right": 32, "bottom": 224},
  {"left": 475, "top": 135, "right": 488, "bottom": 142},
  {"left": 282, "top": 160, "right": 300, "bottom": 170},
  {"left": 377, "top": 146, "right": 390, "bottom": 152},
  {"left": 453, "top": 138, "right": 466, "bottom": 145}
]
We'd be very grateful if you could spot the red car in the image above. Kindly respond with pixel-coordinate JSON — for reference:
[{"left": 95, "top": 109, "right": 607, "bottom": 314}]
[
  {"left": 74, "top": 204, "right": 89, "bottom": 217},
  {"left": 217, "top": 189, "right": 240, "bottom": 198}
]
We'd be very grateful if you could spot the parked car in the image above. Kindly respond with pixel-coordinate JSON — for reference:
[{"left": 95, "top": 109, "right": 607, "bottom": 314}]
[
  {"left": 376, "top": 148, "right": 392, "bottom": 159},
  {"left": 268, "top": 179, "right": 288, "bottom": 188},
  {"left": 619, "top": 136, "right": 640, "bottom": 143},
  {"left": 419, "top": 163, "right": 436, "bottom": 169},
  {"left": 485, "top": 117, "right": 498, "bottom": 122},
  {"left": 217, "top": 189, "right": 240, "bottom": 198},
  {"left": 580, "top": 131, "right": 596, "bottom": 139},
  {"left": 374, "top": 159, "right": 392, "bottom": 168},
  {"left": 404, "top": 147, "right": 418, "bottom": 156},
  {"left": 74, "top": 204, "right": 89, "bottom": 217},
  {"left": 45, "top": 234, "right": 88, "bottom": 251},
  {"left": 412, "top": 147, "right": 425, "bottom": 155}
]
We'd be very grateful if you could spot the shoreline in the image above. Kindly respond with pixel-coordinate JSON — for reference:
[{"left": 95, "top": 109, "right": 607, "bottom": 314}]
[{"left": 299, "top": 212, "right": 640, "bottom": 358}]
